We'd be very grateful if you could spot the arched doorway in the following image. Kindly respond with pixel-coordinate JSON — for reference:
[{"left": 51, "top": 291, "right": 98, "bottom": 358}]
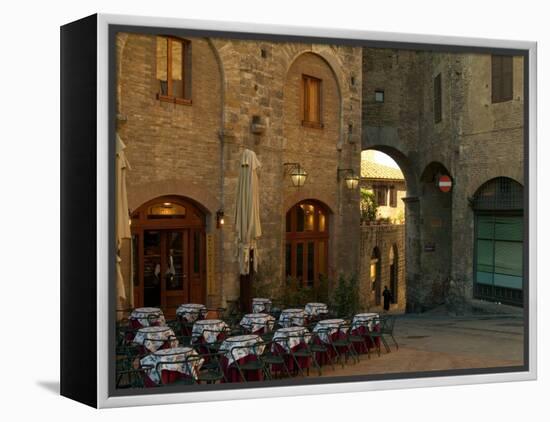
[
  {"left": 285, "top": 200, "right": 329, "bottom": 288},
  {"left": 472, "top": 177, "right": 523, "bottom": 306},
  {"left": 370, "top": 247, "right": 381, "bottom": 305},
  {"left": 130, "top": 196, "right": 206, "bottom": 314},
  {"left": 389, "top": 245, "right": 399, "bottom": 304}
]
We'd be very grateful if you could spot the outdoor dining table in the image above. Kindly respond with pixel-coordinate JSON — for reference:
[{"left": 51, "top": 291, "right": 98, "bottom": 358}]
[
  {"left": 271, "top": 326, "right": 312, "bottom": 374},
  {"left": 219, "top": 334, "right": 265, "bottom": 382},
  {"left": 304, "top": 302, "right": 329, "bottom": 318},
  {"left": 140, "top": 346, "right": 203, "bottom": 386},
  {"left": 351, "top": 313, "right": 381, "bottom": 351},
  {"left": 252, "top": 298, "right": 272, "bottom": 313},
  {"left": 176, "top": 303, "right": 207, "bottom": 323},
  {"left": 239, "top": 313, "right": 276, "bottom": 334},
  {"left": 192, "top": 319, "right": 229, "bottom": 344},
  {"left": 133, "top": 325, "right": 178, "bottom": 354},
  {"left": 278, "top": 308, "right": 306, "bottom": 328},
  {"left": 129, "top": 307, "right": 166, "bottom": 329},
  {"left": 311, "top": 318, "right": 348, "bottom": 365}
]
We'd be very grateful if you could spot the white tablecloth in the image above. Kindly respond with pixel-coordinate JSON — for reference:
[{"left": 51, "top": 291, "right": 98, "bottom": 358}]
[
  {"left": 279, "top": 308, "right": 305, "bottom": 327},
  {"left": 176, "top": 304, "right": 207, "bottom": 322},
  {"left": 304, "top": 302, "right": 329, "bottom": 317},
  {"left": 252, "top": 298, "right": 272, "bottom": 313},
  {"left": 140, "top": 346, "right": 203, "bottom": 384},
  {"left": 192, "top": 319, "right": 229, "bottom": 344},
  {"left": 312, "top": 318, "right": 347, "bottom": 343},
  {"left": 129, "top": 307, "right": 166, "bottom": 327},
  {"left": 133, "top": 326, "right": 178, "bottom": 352},
  {"left": 272, "top": 326, "right": 311, "bottom": 352},
  {"left": 219, "top": 334, "right": 265, "bottom": 366},
  {"left": 240, "top": 313, "right": 275, "bottom": 333},
  {"left": 351, "top": 313, "right": 380, "bottom": 331}
]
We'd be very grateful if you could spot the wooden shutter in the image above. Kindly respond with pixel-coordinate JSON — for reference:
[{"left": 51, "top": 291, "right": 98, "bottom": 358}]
[
  {"left": 390, "top": 186, "right": 397, "bottom": 207},
  {"left": 501, "top": 56, "right": 513, "bottom": 101},
  {"left": 302, "top": 75, "right": 321, "bottom": 125},
  {"left": 492, "top": 55, "right": 513, "bottom": 103},
  {"left": 434, "top": 74, "right": 442, "bottom": 123}
]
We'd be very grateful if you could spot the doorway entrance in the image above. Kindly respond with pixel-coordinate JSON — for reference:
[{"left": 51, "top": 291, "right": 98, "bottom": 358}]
[{"left": 131, "top": 196, "right": 206, "bottom": 315}]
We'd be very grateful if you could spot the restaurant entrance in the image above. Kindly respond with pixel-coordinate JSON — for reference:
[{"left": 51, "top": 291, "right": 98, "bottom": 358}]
[{"left": 131, "top": 196, "right": 206, "bottom": 316}]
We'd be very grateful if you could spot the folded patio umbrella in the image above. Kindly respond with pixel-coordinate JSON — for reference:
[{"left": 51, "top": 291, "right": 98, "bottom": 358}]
[
  {"left": 234, "top": 149, "right": 262, "bottom": 275},
  {"left": 116, "top": 134, "right": 132, "bottom": 303}
]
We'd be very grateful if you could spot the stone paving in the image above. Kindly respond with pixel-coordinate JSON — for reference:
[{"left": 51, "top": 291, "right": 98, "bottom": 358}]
[{"left": 318, "top": 314, "right": 524, "bottom": 377}]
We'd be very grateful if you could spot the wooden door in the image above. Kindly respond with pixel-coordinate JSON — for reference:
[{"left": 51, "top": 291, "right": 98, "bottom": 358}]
[{"left": 131, "top": 196, "right": 207, "bottom": 315}]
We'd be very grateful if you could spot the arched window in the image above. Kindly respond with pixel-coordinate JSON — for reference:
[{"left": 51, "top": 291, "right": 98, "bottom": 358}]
[
  {"left": 389, "top": 245, "right": 398, "bottom": 304},
  {"left": 285, "top": 200, "right": 329, "bottom": 287},
  {"left": 371, "top": 247, "right": 381, "bottom": 305},
  {"left": 473, "top": 177, "right": 523, "bottom": 306}
]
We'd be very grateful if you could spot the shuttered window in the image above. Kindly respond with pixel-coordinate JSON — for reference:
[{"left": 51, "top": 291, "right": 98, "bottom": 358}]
[
  {"left": 302, "top": 75, "right": 322, "bottom": 127},
  {"left": 375, "top": 186, "right": 387, "bottom": 206},
  {"left": 156, "top": 36, "right": 192, "bottom": 104},
  {"left": 434, "top": 73, "right": 442, "bottom": 123},
  {"left": 389, "top": 186, "right": 397, "bottom": 207},
  {"left": 491, "top": 55, "right": 513, "bottom": 103}
]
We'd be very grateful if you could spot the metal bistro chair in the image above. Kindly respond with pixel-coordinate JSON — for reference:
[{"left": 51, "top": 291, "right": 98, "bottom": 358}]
[
  {"left": 366, "top": 317, "right": 388, "bottom": 355},
  {"left": 194, "top": 352, "right": 227, "bottom": 384},
  {"left": 259, "top": 339, "right": 292, "bottom": 379},
  {"left": 287, "top": 333, "right": 321, "bottom": 377},
  {"left": 379, "top": 315, "right": 399, "bottom": 351},
  {"left": 348, "top": 320, "right": 371, "bottom": 360},
  {"left": 328, "top": 323, "right": 359, "bottom": 367},
  {"left": 230, "top": 343, "right": 270, "bottom": 383},
  {"left": 116, "top": 364, "right": 153, "bottom": 389},
  {"left": 156, "top": 360, "right": 195, "bottom": 386},
  {"left": 309, "top": 328, "right": 335, "bottom": 372},
  {"left": 200, "top": 327, "right": 230, "bottom": 354}
]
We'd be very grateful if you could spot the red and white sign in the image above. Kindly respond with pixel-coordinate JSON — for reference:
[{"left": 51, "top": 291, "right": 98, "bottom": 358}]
[{"left": 438, "top": 175, "right": 453, "bottom": 192}]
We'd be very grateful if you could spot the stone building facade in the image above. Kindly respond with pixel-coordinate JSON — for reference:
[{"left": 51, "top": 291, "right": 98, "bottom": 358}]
[
  {"left": 116, "top": 32, "right": 363, "bottom": 312},
  {"left": 362, "top": 48, "right": 525, "bottom": 310}
]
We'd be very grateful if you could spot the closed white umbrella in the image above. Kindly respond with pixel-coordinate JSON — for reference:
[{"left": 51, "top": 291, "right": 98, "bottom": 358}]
[
  {"left": 234, "top": 149, "right": 262, "bottom": 275},
  {"left": 116, "top": 134, "right": 132, "bottom": 303}
]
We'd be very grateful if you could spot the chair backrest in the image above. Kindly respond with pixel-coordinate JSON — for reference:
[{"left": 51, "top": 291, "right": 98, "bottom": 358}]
[{"left": 155, "top": 360, "right": 191, "bottom": 385}]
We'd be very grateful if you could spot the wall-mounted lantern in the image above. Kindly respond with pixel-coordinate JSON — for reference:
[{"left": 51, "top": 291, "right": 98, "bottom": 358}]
[
  {"left": 216, "top": 209, "right": 225, "bottom": 228},
  {"left": 283, "top": 162, "right": 308, "bottom": 187},
  {"left": 338, "top": 168, "right": 360, "bottom": 190}
]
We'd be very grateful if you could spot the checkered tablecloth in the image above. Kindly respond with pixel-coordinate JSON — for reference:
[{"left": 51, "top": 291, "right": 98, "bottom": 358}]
[
  {"left": 129, "top": 307, "right": 166, "bottom": 327},
  {"left": 133, "top": 326, "right": 178, "bottom": 353},
  {"left": 304, "top": 302, "right": 329, "bottom": 317},
  {"left": 252, "top": 298, "right": 272, "bottom": 313},
  {"left": 192, "top": 319, "right": 229, "bottom": 344},
  {"left": 240, "top": 313, "right": 275, "bottom": 333},
  {"left": 140, "top": 346, "right": 203, "bottom": 384},
  {"left": 219, "top": 334, "right": 265, "bottom": 366},
  {"left": 279, "top": 308, "right": 305, "bottom": 327},
  {"left": 176, "top": 303, "right": 207, "bottom": 322}
]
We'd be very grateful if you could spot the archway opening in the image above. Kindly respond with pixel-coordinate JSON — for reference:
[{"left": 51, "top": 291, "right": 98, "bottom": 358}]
[
  {"left": 472, "top": 177, "right": 524, "bottom": 306},
  {"left": 361, "top": 148, "right": 410, "bottom": 311}
]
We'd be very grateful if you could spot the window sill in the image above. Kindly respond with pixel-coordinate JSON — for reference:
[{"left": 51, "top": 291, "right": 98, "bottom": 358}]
[
  {"left": 301, "top": 120, "right": 324, "bottom": 129},
  {"left": 157, "top": 94, "right": 192, "bottom": 106}
]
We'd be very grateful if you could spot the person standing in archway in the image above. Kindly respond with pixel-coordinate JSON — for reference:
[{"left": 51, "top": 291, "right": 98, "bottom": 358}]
[{"left": 382, "top": 286, "right": 392, "bottom": 312}]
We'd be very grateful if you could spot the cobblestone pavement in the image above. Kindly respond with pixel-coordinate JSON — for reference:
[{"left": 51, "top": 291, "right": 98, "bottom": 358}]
[{"left": 318, "top": 314, "right": 524, "bottom": 377}]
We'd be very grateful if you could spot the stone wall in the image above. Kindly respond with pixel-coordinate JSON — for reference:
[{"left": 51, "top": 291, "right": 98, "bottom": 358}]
[
  {"left": 362, "top": 48, "right": 524, "bottom": 311},
  {"left": 116, "top": 33, "right": 363, "bottom": 308}
]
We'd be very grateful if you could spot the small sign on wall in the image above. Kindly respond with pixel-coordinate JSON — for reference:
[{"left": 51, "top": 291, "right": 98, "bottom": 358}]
[
  {"left": 424, "top": 242, "right": 436, "bottom": 252},
  {"left": 206, "top": 234, "right": 215, "bottom": 295}
]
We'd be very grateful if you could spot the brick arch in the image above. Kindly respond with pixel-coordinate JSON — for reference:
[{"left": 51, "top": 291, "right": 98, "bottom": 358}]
[
  {"left": 283, "top": 190, "right": 336, "bottom": 215},
  {"left": 468, "top": 167, "right": 524, "bottom": 197},
  {"left": 127, "top": 179, "right": 218, "bottom": 216},
  {"left": 284, "top": 48, "right": 347, "bottom": 146}
]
